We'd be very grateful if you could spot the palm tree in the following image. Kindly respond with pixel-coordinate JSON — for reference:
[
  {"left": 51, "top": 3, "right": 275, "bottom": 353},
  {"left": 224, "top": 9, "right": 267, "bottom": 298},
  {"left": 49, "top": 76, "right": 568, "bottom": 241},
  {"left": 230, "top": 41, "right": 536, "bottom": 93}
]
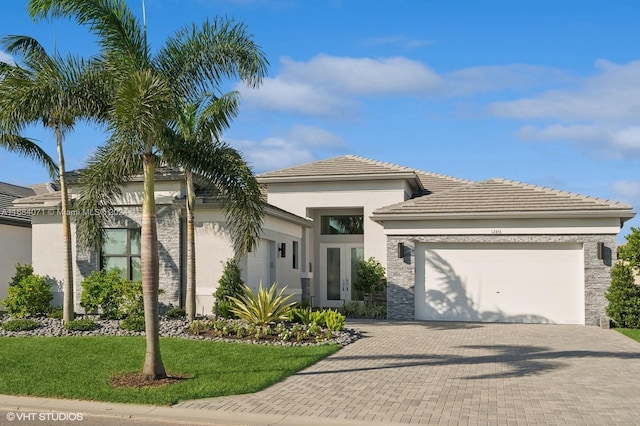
[
  {"left": 0, "top": 35, "right": 106, "bottom": 323},
  {"left": 29, "top": 0, "right": 268, "bottom": 380},
  {"left": 170, "top": 94, "right": 253, "bottom": 321}
]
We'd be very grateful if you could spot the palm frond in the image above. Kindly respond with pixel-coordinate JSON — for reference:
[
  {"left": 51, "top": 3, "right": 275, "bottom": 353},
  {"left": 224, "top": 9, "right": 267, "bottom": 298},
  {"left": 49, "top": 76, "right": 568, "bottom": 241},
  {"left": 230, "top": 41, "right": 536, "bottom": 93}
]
[
  {"left": 0, "top": 133, "right": 57, "bottom": 178},
  {"left": 157, "top": 17, "right": 268, "bottom": 101},
  {"left": 75, "top": 136, "right": 142, "bottom": 250},
  {"left": 0, "top": 35, "right": 51, "bottom": 71},
  {"left": 167, "top": 139, "right": 264, "bottom": 256},
  {"left": 28, "top": 0, "right": 148, "bottom": 72}
]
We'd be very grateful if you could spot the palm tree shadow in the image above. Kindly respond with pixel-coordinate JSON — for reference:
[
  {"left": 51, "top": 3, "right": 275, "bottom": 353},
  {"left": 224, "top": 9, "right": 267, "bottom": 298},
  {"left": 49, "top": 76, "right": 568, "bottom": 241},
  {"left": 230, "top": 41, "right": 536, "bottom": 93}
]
[
  {"left": 422, "top": 251, "right": 551, "bottom": 324},
  {"left": 298, "top": 344, "right": 640, "bottom": 379}
]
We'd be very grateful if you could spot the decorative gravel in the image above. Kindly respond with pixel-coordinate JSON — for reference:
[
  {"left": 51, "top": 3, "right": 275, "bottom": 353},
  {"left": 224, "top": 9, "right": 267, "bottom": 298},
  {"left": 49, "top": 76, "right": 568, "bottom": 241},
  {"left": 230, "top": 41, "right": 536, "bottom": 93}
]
[{"left": 0, "top": 315, "right": 360, "bottom": 347}]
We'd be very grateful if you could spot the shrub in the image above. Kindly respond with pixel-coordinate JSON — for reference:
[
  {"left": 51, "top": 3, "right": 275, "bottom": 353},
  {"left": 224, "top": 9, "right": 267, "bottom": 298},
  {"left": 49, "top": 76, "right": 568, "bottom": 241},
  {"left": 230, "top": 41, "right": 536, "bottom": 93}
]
[
  {"left": 8, "top": 263, "right": 34, "bottom": 287},
  {"left": 3, "top": 274, "right": 53, "bottom": 318},
  {"left": 606, "top": 262, "right": 640, "bottom": 328},
  {"left": 80, "top": 270, "right": 142, "bottom": 319},
  {"left": 213, "top": 259, "right": 244, "bottom": 316},
  {"left": 119, "top": 280, "right": 144, "bottom": 318},
  {"left": 166, "top": 307, "right": 186, "bottom": 318},
  {"left": 619, "top": 227, "right": 640, "bottom": 270},
  {"left": 120, "top": 315, "right": 145, "bottom": 332},
  {"left": 228, "top": 282, "right": 296, "bottom": 325},
  {"left": 1, "top": 318, "right": 40, "bottom": 331},
  {"left": 48, "top": 307, "right": 63, "bottom": 319},
  {"left": 343, "top": 300, "right": 387, "bottom": 319},
  {"left": 353, "top": 257, "right": 387, "bottom": 304},
  {"left": 80, "top": 270, "right": 125, "bottom": 318},
  {"left": 216, "top": 299, "right": 235, "bottom": 319},
  {"left": 64, "top": 318, "right": 97, "bottom": 332}
]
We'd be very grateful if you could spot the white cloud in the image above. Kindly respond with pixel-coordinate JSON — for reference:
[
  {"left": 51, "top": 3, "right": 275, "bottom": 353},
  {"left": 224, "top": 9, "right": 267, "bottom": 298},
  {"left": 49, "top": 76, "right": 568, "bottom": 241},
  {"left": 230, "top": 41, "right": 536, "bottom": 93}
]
[
  {"left": 228, "top": 125, "right": 347, "bottom": 172},
  {"left": 0, "top": 50, "right": 14, "bottom": 65},
  {"left": 490, "top": 60, "right": 640, "bottom": 122},
  {"left": 442, "top": 64, "right": 569, "bottom": 97},
  {"left": 238, "top": 77, "right": 352, "bottom": 117},
  {"left": 489, "top": 60, "right": 640, "bottom": 158},
  {"left": 238, "top": 54, "right": 569, "bottom": 117},
  {"left": 280, "top": 54, "right": 441, "bottom": 95},
  {"left": 238, "top": 54, "right": 442, "bottom": 117}
]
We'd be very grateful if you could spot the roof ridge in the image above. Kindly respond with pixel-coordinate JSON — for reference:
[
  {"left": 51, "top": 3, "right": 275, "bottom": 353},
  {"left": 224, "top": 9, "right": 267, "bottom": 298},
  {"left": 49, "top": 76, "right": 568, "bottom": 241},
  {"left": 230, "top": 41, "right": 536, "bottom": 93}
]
[
  {"left": 485, "top": 178, "right": 632, "bottom": 208},
  {"left": 346, "top": 155, "right": 474, "bottom": 186},
  {"left": 344, "top": 155, "right": 417, "bottom": 173},
  {"left": 0, "top": 181, "right": 33, "bottom": 192}
]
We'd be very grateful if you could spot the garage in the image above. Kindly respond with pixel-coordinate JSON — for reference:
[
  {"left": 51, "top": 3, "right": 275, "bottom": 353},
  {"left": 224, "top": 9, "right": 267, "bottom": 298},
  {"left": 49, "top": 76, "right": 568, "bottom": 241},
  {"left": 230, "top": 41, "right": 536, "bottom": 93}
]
[{"left": 415, "top": 242, "right": 585, "bottom": 324}]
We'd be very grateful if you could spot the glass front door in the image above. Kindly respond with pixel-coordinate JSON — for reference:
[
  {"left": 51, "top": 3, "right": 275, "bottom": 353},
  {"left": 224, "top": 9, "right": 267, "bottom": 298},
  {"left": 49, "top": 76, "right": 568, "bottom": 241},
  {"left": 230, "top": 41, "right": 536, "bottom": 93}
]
[{"left": 321, "top": 244, "right": 364, "bottom": 307}]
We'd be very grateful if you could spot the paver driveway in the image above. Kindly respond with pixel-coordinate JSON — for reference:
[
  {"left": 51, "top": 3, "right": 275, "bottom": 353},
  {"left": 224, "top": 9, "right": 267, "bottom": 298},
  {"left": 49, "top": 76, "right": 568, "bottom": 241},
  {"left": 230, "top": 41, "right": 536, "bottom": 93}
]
[{"left": 176, "top": 320, "right": 640, "bottom": 425}]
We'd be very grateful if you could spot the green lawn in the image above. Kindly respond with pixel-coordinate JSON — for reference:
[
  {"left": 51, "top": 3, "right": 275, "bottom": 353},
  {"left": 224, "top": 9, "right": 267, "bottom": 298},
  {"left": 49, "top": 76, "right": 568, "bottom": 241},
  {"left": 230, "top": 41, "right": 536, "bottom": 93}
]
[
  {"left": 0, "top": 336, "right": 340, "bottom": 405},
  {"left": 616, "top": 328, "right": 640, "bottom": 343}
]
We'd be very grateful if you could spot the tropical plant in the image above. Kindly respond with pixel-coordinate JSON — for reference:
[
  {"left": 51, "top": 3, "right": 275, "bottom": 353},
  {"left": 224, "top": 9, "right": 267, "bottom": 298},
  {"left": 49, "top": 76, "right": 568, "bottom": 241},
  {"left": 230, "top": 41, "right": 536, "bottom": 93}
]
[
  {"left": 0, "top": 33, "right": 100, "bottom": 322},
  {"left": 289, "top": 306, "right": 313, "bottom": 326},
  {"left": 2, "top": 274, "right": 53, "bottom": 318},
  {"left": 29, "top": 0, "right": 268, "bottom": 379},
  {"left": 228, "top": 283, "right": 296, "bottom": 326},
  {"left": 606, "top": 262, "right": 640, "bottom": 328},
  {"left": 172, "top": 96, "right": 246, "bottom": 321},
  {"left": 323, "top": 309, "right": 346, "bottom": 331}
]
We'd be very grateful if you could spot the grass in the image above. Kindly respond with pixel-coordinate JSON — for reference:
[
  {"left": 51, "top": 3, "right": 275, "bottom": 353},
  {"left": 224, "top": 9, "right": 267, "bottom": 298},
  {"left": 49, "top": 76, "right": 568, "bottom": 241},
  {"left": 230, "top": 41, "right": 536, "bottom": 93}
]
[
  {"left": 616, "top": 328, "right": 640, "bottom": 343},
  {"left": 0, "top": 336, "right": 340, "bottom": 405}
]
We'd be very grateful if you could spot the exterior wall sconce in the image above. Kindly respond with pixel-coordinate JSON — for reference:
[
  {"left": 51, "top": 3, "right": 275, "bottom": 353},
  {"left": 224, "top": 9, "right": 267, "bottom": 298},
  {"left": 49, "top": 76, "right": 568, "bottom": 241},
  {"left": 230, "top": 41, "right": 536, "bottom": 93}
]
[
  {"left": 597, "top": 242, "right": 604, "bottom": 260},
  {"left": 398, "top": 242, "right": 404, "bottom": 258},
  {"left": 278, "top": 242, "right": 286, "bottom": 258}
]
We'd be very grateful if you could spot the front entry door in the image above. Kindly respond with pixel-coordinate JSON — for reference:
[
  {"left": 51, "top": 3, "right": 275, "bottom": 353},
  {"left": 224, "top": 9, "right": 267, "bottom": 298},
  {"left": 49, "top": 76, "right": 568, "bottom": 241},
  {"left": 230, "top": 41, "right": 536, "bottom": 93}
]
[{"left": 320, "top": 244, "right": 364, "bottom": 307}]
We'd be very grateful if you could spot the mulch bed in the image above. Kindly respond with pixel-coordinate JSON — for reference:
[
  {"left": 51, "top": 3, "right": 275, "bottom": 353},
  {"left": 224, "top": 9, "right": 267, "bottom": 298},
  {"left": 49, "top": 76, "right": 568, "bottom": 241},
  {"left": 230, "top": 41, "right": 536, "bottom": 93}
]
[{"left": 110, "top": 372, "right": 193, "bottom": 389}]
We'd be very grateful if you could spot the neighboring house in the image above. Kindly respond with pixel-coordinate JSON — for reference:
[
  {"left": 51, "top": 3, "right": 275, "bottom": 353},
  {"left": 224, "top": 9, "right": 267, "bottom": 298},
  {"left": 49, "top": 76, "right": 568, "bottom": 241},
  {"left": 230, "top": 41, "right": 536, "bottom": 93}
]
[
  {"left": 13, "top": 155, "right": 636, "bottom": 325},
  {"left": 14, "top": 169, "right": 311, "bottom": 315},
  {"left": 0, "top": 182, "right": 41, "bottom": 307}
]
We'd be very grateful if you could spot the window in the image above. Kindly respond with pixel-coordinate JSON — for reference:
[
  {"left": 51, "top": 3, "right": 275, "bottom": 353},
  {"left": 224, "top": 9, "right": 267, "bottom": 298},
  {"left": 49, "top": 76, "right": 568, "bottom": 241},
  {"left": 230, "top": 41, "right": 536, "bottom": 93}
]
[
  {"left": 292, "top": 241, "right": 299, "bottom": 269},
  {"left": 320, "top": 215, "right": 364, "bottom": 235},
  {"left": 101, "top": 229, "right": 141, "bottom": 281}
]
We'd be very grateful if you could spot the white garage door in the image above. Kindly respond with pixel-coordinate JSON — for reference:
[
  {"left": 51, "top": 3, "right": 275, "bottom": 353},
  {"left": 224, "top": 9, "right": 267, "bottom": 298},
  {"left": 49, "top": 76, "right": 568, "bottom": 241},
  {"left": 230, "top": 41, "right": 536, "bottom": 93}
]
[{"left": 415, "top": 242, "right": 584, "bottom": 324}]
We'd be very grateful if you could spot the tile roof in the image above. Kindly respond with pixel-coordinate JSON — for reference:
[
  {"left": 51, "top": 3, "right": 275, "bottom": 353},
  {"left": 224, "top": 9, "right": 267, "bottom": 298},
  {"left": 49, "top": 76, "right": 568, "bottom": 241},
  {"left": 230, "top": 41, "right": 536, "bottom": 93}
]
[
  {"left": 258, "top": 155, "right": 468, "bottom": 194},
  {"left": 0, "top": 182, "right": 36, "bottom": 222},
  {"left": 373, "top": 178, "right": 634, "bottom": 218}
]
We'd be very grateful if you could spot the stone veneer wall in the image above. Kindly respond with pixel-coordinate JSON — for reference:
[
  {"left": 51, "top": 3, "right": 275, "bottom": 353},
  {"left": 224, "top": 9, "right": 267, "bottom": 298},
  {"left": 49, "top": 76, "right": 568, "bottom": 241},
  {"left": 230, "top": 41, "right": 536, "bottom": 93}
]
[
  {"left": 386, "top": 234, "right": 617, "bottom": 326},
  {"left": 74, "top": 204, "right": 182, "bottom": 312}
]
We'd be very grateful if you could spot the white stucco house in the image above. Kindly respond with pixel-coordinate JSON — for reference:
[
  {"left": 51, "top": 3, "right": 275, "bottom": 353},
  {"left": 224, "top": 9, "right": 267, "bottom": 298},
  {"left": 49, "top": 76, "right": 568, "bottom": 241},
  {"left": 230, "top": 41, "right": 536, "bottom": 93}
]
[
  {"left": 13, "top": 155, "right": 635, "bottom": 325},
  {"left": 0, "top": 182, "right": 47, "bottom": 307}
]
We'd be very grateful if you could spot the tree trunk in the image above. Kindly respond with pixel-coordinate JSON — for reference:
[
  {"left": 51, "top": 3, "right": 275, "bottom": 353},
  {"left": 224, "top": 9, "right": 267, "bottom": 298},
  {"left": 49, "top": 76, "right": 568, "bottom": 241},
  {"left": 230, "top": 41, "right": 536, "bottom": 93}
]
[
  {"left": 141, "top": 153, "right": 167, "bottom": 380},
  {"left": 56, "top": 126, "right": 74, "bottom": 323},
  {"left": 185, "top": 169, "right": 196, "bottom": 321}
]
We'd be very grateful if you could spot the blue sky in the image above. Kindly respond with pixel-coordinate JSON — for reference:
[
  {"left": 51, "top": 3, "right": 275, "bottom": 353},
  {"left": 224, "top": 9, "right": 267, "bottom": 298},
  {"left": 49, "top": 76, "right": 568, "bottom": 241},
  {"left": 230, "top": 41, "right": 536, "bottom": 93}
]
[{"left": 1, "top": 0, "right": 640, "bottom": 239}]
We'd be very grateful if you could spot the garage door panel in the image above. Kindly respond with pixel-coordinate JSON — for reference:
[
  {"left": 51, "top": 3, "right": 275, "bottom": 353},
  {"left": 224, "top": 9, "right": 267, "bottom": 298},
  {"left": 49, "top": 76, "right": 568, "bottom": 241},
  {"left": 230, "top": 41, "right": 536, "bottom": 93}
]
[{"left": 416, "top": 243, "right": 584, "bottom": 324}]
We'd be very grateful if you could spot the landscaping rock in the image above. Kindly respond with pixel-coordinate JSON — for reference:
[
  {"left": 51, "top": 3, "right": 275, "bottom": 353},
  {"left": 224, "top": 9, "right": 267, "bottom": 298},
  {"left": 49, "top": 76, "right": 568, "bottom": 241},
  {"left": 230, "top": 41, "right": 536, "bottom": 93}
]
[{"left": 0, "top": 314, "right": 360, "bottom": 346}]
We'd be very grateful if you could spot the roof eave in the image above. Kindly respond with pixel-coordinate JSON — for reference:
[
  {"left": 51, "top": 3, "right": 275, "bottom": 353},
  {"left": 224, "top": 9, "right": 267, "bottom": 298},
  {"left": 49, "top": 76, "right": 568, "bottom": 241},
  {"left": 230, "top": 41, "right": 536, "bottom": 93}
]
[
  {"left": 371, "top": 209, "right": 636, "bottom": 223},
  {"left": 258, "top": 172, "right": 421, "bottom": 185}
]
